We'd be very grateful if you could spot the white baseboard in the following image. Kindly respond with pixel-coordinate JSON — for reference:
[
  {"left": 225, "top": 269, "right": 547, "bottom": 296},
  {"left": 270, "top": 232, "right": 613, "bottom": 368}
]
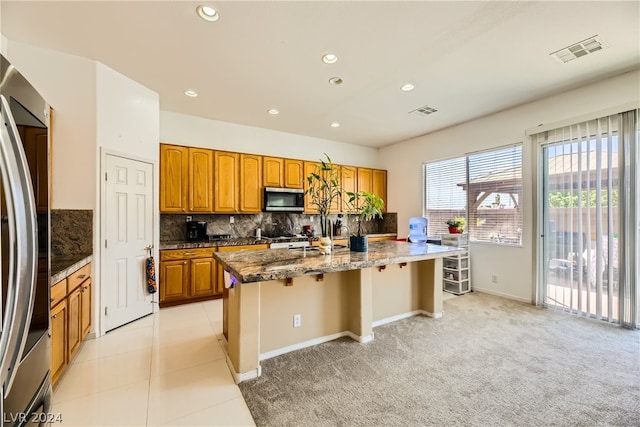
[
  {"left": 225, "top": 352, "right": 262, "bottom": 384},
  {"left": 472, "top": 287, "right": 532, "bottom": 304},
  {"left": 260, "top": 331, "right": 352, "bottom": 361},
  {"left": 372, "top": 310, "right": 422, "bottom": 327},
  {"left": 346, "top": 331, "right": 374, "bottom": 343},
  {"left": 421, "top": 310, "right": 443, "bottom": 319}
]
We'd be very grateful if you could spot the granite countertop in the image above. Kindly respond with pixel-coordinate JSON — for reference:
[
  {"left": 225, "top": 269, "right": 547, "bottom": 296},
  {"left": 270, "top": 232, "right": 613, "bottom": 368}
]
[
  {"left": 213, "top": 240, "right": 463, "bottom": 283},
  {"left": 51, "top": 254, "right": 93, "bottom": 286},
  {"left": 159, "top": 233, "right": 398, "bottom": 250}
]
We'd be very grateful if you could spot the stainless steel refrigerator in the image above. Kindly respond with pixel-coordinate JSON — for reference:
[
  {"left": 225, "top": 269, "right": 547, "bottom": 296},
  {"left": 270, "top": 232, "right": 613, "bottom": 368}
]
[{"left": 0, "top": 54, "right": 52, "bottom": 426}]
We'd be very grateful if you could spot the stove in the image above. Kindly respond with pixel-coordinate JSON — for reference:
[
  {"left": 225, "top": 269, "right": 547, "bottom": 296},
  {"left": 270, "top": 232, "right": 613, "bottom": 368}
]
[{"left": 207, "top": 234, "right": 232, "bottom": 241}]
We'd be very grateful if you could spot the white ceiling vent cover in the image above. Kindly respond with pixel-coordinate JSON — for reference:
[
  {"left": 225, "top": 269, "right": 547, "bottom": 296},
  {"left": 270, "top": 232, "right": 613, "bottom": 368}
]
[
  {"left": 550, "top": 35, "right": 607, "bottom": 63},
  {"left": 409, "top": 105, "right": 438, "bottom": 117}
]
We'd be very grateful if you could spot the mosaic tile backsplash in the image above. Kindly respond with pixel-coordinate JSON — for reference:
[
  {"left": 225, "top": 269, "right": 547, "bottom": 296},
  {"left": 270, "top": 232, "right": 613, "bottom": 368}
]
[
  {"left": 51, "top": 209, "right": 93, "bottom": 257},
  {"left": 160, "top": 212, "right": 397, "bottom": 241}
]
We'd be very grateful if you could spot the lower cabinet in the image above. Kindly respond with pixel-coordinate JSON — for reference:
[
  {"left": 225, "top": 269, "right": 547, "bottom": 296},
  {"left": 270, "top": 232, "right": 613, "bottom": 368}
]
[
  {"left": 159, "top": 248, "right": 219, "bottom": 307},
  {"left": 50, "top": 262, "right": 92, "bottom": 386}
]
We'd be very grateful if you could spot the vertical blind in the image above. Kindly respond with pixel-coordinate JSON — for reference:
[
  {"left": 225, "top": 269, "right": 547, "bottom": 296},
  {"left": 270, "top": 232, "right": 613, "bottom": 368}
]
[
  {"left": 423, "top": 144, "right": 523, "bottom": 246},
  {"left": 533, "top": 108, "right": 638, "bottom": 328}
]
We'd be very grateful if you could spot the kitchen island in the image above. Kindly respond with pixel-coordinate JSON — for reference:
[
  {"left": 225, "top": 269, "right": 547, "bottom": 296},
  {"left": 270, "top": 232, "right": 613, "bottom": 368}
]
[{"left": 214, "top": 240, "right": 464, "bottom": 382}]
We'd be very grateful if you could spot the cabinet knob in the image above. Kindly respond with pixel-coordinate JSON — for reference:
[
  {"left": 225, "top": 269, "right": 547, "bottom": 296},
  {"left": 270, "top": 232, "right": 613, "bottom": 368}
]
[
  {"left": 52, "top": 314, "right": 57, "bottom": 319},
  {"left": 183, "top": 261, "right": 187, "bottom": 265}
]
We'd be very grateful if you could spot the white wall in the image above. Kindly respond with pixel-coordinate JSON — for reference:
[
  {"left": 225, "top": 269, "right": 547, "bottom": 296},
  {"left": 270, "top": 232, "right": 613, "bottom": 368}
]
[
  {"left": 95, "top": 62, "right": 161, "bottom": 325},
  {"left": 4, "top": 39, "right": 96, "bottom": 209},
  {"left": 160, "top": 111, "right": 380, "bottom": 168},
  {"left": 380, "top": 69, "right": 640, "bottom": 302}
]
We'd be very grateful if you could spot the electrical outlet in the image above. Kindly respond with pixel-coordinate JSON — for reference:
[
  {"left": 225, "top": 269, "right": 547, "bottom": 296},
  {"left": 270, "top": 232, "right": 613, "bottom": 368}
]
[
  {"left": 491, "top": 274, "right": 498, "bottom": 283},
  {"left": 310, "top": 216, "right": 314, "bottom": 222},
  {"left": 186, "top": 216, "right": 192, "bottom": 222},
  {"left": 293, "top": 314, "right": 301, "bottom": 328},
  {"left": 230, "top": 215, "right": 234, "bottom": 224}
]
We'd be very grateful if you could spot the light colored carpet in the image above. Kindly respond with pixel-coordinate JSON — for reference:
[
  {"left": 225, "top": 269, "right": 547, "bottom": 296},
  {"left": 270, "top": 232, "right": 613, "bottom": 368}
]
[{"left": 239, "top": 292, "right": 640, "bottom": 426}]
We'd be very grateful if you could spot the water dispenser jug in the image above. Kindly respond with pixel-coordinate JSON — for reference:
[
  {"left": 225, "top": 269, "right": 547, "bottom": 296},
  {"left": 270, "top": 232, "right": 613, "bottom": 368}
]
[{"left": 408, "top": 217, "right": 428, "bottom": 243}]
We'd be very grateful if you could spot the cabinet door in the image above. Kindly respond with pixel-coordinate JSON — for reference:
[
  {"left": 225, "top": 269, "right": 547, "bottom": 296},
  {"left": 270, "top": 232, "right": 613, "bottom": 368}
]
[
  {"left": 190, "top": 257, "right": 217, "bottom": 297},
  {"left": 303, "top": 161, "right": 320, "bottom": 213},
  {"left": 341, "top": 166, "right": 357, "bottom": 212},
  {"left": 372, "top": 169, "right": 387, "bottom": 213},
  {"left": 80, "top": 279, "right": 92, "bottom": 338},
  {"left": 160, "top": 259, "right": 190, "bottom": 302},
  {"left": 188, "top": 148, "right": 214, "bottom": 212},
  {"left": 67, "top": 288, "right": 82, "bottom": 360},
  {"left": 160, "top": 144, "right": 188, "bottom": 213},
  {"left": 263, "top": 157, "right": 284, "bottom": 187},
  {"left": 357, "top": 168, "right": 373, "bottom": 194},
  {"left": 240, "top": 154, "right": 262, "bottom": 213},
  {"left": 214, "top": 151, "right": 239, "bottom": 212},
  {"left": 50, "top": 300, "right": 67, "bottom": 384},
  {"left": 284, "top": 159, "right": 304, "bottom": 189},
  {"left": 22, "top": 126, "right": 48, "bottom": 213}
]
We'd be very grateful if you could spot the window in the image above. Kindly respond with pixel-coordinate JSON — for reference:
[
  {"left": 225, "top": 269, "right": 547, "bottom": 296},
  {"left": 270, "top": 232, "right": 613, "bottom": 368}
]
[{"left": 423, "top": 144, "right": 523, "bottom": 246}]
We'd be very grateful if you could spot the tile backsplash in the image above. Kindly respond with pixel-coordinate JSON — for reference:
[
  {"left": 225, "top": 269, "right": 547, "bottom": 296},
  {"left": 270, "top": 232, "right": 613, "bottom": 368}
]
[
  {"left": 160, "top": 212, "right": 397, "bottom": 241},
  {"left": 51, "top": 209, "right": 93, "bottom": 257}
]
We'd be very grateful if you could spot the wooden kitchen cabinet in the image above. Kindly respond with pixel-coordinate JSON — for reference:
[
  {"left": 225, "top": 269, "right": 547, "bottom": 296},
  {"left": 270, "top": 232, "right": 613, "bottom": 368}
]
[
  {"left": 372, "top": 169, "right": 387, "bottom": 213},
  {"left": 341, "top": 166, "right": 357, "bottom": 212},
  {"left": 303, "top": 161, "right": 320, "bottom": 213},
  {"left": 160, "top": 144, "right": 189, "bottom": 213},
  {"left": 188, "top": 147, "right": 214, "bottom": 212},
  {"left": 19, "top": 126, "right": 48, "bottom": 213},
  {"left": 214, "top": 151, "right": 240, "bottom": 212},
  {"left": 263, "top": 156, "right": 284, "bottom": 187},
  {"left": 50, "top": 298, "right": 67, "bottom": 385},
  {"left": 160, "top": 144, "right": 215, "bottom": 213},
  {"left": 160, "top": 248, "right": 219, "bottom": 307},
  {"left": 219, "top": 244, "right": 268, "bottom": 339},
  {"left": 357, "top": 167, "right": 373, "bottom": 194},
  {"left": 50, "top": 261, "right": 92, "bottom": 387},
  {"left": 240, "top": 154, "right": 262, "bottom": 213},
  {"left": 284, "top": 159, "right": 304, "bottom": 188}
]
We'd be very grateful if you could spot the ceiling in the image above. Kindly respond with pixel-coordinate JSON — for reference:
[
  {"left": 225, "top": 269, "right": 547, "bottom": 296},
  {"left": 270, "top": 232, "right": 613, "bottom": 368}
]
[{"left": 1, "top": 1, "right": 638, "bottom": 148}]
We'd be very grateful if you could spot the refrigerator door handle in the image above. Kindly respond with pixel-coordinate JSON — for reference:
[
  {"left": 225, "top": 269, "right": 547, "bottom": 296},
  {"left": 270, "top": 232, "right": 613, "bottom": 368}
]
[{"left": 0, "top": 94, "right": 39, "bottom": 394}]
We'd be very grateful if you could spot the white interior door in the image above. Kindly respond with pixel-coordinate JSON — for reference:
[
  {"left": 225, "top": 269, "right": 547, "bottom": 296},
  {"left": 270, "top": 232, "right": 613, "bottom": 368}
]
[{"left": 103, "top": 154, "right": 153, "bottom": 332}]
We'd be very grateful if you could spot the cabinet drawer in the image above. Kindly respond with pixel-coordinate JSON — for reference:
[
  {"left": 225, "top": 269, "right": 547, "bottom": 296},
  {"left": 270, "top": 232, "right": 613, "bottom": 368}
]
[
  {"left": 51, "top": 279, "right": 67, "bottom": 307},
  {"left": 160, "top": 248, "right": 216, "bottom": 261},
  {"left": 67, "top": 263, "right": 92, "bottom": 293}
]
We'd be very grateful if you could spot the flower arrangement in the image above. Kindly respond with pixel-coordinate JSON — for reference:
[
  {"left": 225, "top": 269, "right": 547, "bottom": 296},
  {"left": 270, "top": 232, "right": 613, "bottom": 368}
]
[{"left": 446, "top": 217, "right": 467, "bottom": 234}]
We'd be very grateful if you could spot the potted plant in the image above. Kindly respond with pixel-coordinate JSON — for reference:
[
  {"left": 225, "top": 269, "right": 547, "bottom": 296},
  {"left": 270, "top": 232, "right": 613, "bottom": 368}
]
[
  {"left": 344, "top": 191, "right": 384, "bottom": 252},
  {"left": 304, "top": 154, "right": 341, "bottom": 253},
  {"left": 446, "top": 217, "right": 466, "bottom": 234}
]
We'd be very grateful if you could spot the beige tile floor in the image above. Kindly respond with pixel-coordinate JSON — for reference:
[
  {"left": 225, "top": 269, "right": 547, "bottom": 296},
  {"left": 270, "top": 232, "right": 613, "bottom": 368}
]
[{"left": 51, "top": 299, "right": 256, "bottom": 427}]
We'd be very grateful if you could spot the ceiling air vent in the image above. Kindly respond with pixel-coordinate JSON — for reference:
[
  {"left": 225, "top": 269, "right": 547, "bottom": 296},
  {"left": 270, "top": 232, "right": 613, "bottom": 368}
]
[
  {"left": 409, "top": 105, "right": 438, "bottom": 117},
  {"left": 550, "top": 35, "right": 607, "bottom": 64}
]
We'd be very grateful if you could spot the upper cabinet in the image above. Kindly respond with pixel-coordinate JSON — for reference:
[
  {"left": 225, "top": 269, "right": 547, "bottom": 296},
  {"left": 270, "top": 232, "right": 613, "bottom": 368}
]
[
  {"left": 214, "top": 151, "right": 239, "bottom": 213},
  {"left": 341, "top": 166, "right": 357, "bottom": 212},
  {"left": 372, "top": 169, "right": 388, "bottom": 213},
  {"left": 240, "top": 154, "right": 262, "bottom": 213},
  {"left": 160, "top": 144, "right": 214, "bottom": 213},
  {"left": 188, "top": 148, "right": 214, "bottom": 212},
  {"left": 284, "top": 159, "right": 304, "bottom": 189},
  {"left": 263, "top": 157, "right": 283, "bottom": 187},
  {"left": 160, "top": 144, "right": 189, "bottom": 213},
  {"left": 160, "top": 143, "right": 388, "bottom": 215}
]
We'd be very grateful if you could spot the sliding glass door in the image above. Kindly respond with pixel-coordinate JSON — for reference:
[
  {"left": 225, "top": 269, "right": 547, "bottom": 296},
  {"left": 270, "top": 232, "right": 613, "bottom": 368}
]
[{"left": 538, "top": 110, "right": 638, "bottom": 327}]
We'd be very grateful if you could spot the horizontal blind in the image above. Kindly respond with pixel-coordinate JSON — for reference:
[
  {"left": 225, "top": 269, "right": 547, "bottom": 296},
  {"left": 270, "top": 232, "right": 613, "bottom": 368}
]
[
  {"left": 423, "top": 156, "right": 467, "bottom": 237},
  {"left": 467, "top": 145, "right": 523, "bottom": 245}
]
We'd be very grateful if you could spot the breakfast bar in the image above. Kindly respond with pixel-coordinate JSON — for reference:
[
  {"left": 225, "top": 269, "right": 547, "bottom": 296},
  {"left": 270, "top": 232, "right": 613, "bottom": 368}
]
[{"left": 214, "top": 240, "right": 464, "bottom": 382}]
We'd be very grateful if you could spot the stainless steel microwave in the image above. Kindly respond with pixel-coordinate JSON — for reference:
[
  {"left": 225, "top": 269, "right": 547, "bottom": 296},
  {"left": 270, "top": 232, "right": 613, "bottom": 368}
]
[{"left": 263, "top": 187, "right": 305, "bottom": 212}]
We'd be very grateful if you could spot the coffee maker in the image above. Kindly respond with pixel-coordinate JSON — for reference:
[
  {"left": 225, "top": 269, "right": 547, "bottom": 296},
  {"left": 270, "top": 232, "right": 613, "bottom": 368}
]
[{"left": 186, "top": 221, "right": 208, "bottom": 241}]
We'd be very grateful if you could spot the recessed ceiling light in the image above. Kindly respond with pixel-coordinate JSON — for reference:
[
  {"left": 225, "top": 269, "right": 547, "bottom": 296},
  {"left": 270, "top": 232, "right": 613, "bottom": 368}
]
[
  {"left": 184, "top": 90, "right": 198, "bottom": 97},
  {"left": 268, "top": 108, "right": 279, "bottom": 115},
  {"left": 330, "top": 122, "right": 340, "bottom": 128},
  {"left": 401, "top": 83, "right": 415, "bottom": 92},
  {"left": 322, "top": 53, "right": 338, "bottom": 64},
  {"left": 196, "top": 5, "right": 220, "bottom": 22},
  {"left": 328, "top": 77, "right": 343, "bottom": 85}
]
